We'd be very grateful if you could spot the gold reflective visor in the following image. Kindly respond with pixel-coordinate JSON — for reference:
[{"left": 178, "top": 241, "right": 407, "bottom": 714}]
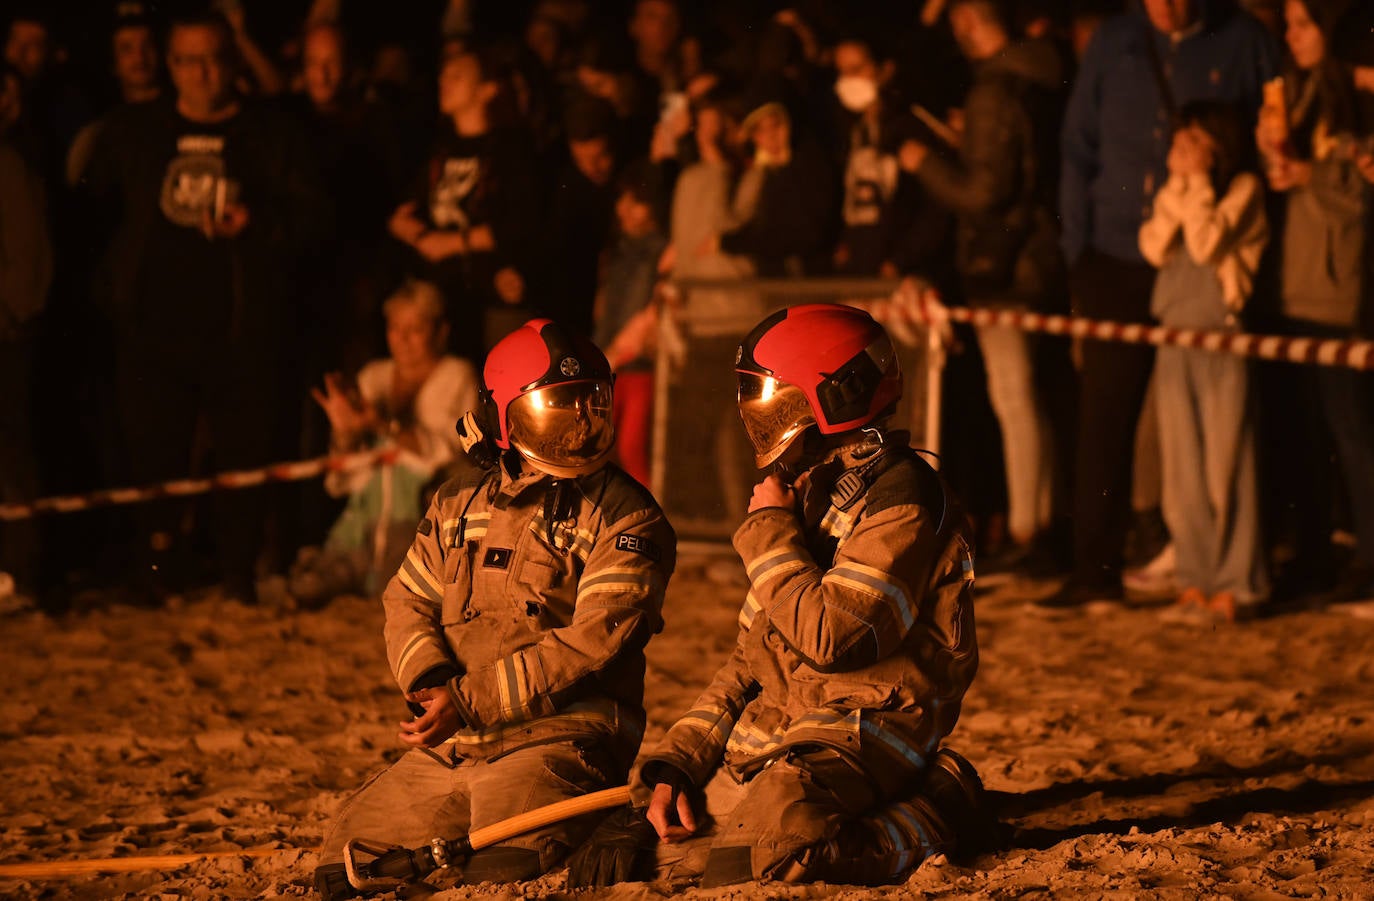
[
  {"left": 507, "top": 381, "right": 615, "bottom": 478},
  {"left": 737, "top": 373, "right": 815, "bottom": 468}
]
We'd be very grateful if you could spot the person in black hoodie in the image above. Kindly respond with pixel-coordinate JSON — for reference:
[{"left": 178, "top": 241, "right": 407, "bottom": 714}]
[
  {"left": 531, "top": 96, "right": 620, "bottom": 340},
  {"left": 830, "top": 31, "right": 954, "bottom": 284},
  {"left": 82, "top": 11, "right": 329, "bottom": 603},
  {"left": 902, "top": 0, "right": 1072, "bottom": 572},
  {"left": 388, "top": 43, "right": 539, "bottom": 359}
]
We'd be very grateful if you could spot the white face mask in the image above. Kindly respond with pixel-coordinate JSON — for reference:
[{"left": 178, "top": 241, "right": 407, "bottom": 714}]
[{"left": 835, "top": 75, "right": 878, "bottom": 112}]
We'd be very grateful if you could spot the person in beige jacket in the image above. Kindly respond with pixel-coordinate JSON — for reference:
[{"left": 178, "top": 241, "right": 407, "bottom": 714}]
[
  {"left": 314, "top": 320, "right": 675, "bottom": 898},
  {"left": 568, "top": 305, "right": 986, "bottom": 889}
]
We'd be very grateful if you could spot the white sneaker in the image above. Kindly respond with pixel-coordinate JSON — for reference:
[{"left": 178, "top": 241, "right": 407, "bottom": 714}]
[{"left": 1123, "top": 543, "right": 1177, "bottom": 596}]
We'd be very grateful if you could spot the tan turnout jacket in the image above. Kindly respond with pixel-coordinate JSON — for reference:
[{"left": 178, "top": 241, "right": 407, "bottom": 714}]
[
  {"left": 641, "top": 438, "right": 977, "bottom": 795},
  {"left": 382, "top": 456, "right": 676, "bottom": 768}
]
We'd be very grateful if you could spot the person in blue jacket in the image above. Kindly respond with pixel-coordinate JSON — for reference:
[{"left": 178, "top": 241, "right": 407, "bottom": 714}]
[{"left": 1040, "top": 0, "right": 1277, "bottom": 608}]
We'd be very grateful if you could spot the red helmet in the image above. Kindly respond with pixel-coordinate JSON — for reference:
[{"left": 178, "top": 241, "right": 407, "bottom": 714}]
[
  {"left": 483, "top": 319, "right": 616, "bottom": 478},
  {"left": 736, "top": 304, "right": 901, "bottom": 467}
]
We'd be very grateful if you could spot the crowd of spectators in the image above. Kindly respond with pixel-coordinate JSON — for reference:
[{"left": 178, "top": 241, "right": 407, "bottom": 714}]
[{"left": 0, "top": 0, "right": 1372, "bottom": 620}]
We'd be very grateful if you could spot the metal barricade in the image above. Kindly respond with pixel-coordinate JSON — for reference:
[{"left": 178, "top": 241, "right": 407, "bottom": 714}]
[{"left": 650, "top": 278, "right": 938, "bottom": 540}]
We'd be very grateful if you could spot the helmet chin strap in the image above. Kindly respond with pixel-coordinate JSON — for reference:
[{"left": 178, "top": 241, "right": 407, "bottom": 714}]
[{"left": 776, "top": 423, "right": 893, "bottom": 479}]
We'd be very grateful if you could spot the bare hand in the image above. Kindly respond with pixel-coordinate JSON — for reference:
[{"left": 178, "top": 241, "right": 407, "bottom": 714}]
[
  {"left": 656, "top": 242, "right": 677, "bottom": 275},
  {"left": 1168, "top": 129, "right": 1212, "bottom": 178},
  {"left": 1357, "top": 152, "right": 1374, "bottom": 186},
  {"left": 414, "top": 230, "right": 464, "bottom": 262},
  {"left": 494, "top": 267, "right": 525, "bottom": 305},
  {"left": 1254, "top": 110, "right": 1287, "bottom": 157},
  {"left": 1355, "top": 66, "right": 1374, "bottom": 94},
  {"left": 216, "top": 0, "right": 247, "bottom": 34},
  {"left": 898, "top": 139, "right": 928, "bottom": 174},
  {"left": 466, "top": 225, "right": 496, "bottom": 253},
  {"left": 310, "top": 372, "right": 372, "bottom": 441},
  {"left": 1266, "top": 156, "right": 1312, "bottom": 192},
  {"left": 389, "top": 201, "right": 427, "bottom": 244},
  {"left": 749, "top": 474, "right": 796, "bottom": 513},
  {"left": 946, "top": 108, "right": 966, "bottom": 142},
  {"left": 650, "top": 107, "right": 691, "bottom": 162},
  {"left": 398, "top": 687, "right": 463, "bottom": 747},
  {"left": 1166, "top": 134, "right": 1189, "bottom": 177},
  {"left": 201, "top": 201, "right": 250, "bottom": 240},
  {"left": 645, "top": 782, "right": 698, "bottom": 843}
]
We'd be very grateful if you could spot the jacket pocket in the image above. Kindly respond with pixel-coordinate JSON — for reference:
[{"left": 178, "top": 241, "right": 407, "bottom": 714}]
[{"left": 516, "top": 559, "right": 571, "bottom": 624}]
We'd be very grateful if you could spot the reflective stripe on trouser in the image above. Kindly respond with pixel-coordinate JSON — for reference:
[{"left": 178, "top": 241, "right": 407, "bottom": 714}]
[
  {"left": 319, "top": 740, "right": 621, "bottom": 879},
  {"left": 655, "top": 747, "right": 952, "bottom": 887}
]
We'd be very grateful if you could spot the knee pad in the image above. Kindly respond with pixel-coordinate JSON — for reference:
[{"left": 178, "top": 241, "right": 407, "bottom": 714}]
[
  {"left": 699, "top": 845, "right": 754, "bottom": 888},
  {"left": 460, "top": 845, "right": 543, "bottom": 883}
]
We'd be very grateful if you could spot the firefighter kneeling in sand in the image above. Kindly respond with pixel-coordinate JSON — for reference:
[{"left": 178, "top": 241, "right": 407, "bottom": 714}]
[
  {"left": 567, "top": 304, "right": 988, "bottom": 888},
  {"left": 315, "top": 320, "right": 676, "bottom": 898}
]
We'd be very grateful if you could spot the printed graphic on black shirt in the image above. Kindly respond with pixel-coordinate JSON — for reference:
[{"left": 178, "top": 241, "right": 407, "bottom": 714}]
[
  {"left": 843, "top": 144, "right": 898, "bottom": 227},
  {"left": 160, "top": 134, "right": 227, "bottom": 228},
  {"left": 430, "top": 156, "right": 481, "bottom": 230}
]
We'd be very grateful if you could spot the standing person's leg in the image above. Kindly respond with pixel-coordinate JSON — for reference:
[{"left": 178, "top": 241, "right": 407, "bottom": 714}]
[
  {"left": 114, "top": 343, "right": 200, "bottom": 598},
  {"left": 1154, "top": 347, "right": 1211, "bottom": 599},
  {"left": 1045, "top": 251, "right": 1156, "bottom": 603},
  {"left": 1315, "top": 366, "right": 1374, "bottom": 588},
  {"left": 0, "top": 337, "right": 40, "bottom": 598},
  {"left": 205, "top": 356, "right": 280, "bottom": 601},
  {"left": 1200, "top": 353, "right": 1269, "bottom": 610},
  {"left": 974, "top": 323, "right": 1053, "bottom": 547}
]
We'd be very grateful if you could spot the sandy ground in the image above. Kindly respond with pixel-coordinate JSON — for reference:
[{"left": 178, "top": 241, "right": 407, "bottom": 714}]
[{"left": 3, "top": 554, "right": 1374, "bottom": 900}]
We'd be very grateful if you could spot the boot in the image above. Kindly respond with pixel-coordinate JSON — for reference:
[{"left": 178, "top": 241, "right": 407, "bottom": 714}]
[{"left": 920, "top": 746, "right": 997, "bottom": 861}]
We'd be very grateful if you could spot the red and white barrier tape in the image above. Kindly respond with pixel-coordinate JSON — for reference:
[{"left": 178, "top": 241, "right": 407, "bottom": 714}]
[
  {"left": 7, "top": 283, "right": 1372, "bottom": 523},
  {"left": 0, "top": 448, "right": 397, "bottom": 522},
  {"left": 855, "top": 280, "right": 1374, "bottom": 370}
]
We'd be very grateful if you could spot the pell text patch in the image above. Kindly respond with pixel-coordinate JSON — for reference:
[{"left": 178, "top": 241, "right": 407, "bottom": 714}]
[
  {"left": 416, "top": 518, "right": 433, "bottom": 536},
  {"left": 483, "top": 547, "right": 513, "bottom": 569},
  {"left": 615, "top": 533, "right": 660, "bottom": 562}
]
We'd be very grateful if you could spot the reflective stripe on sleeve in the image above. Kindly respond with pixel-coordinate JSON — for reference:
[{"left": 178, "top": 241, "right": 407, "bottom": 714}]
[
  {"left": 396, "top": 631, "right": 446, "bottom": 682},
  {"left": 738, "top": 591, "right": 763, "bottom": 629},
  {"left": 823, "top": 562, "right": 916, "bottom": 632},
  {"left": 398, "top": 546, "right": 444, "bottom": 604},
  {"left": 678, "top": 706, "right": 735, "bottom": 747},
  {"left": 496, "top": 654, "right": 534, "bottom": 719},
  {"left": 745, "top": 547, "right": 808, "bottom": 586},
  {"left": 575, "top": 567, "right": 661, "bottom": 602}
]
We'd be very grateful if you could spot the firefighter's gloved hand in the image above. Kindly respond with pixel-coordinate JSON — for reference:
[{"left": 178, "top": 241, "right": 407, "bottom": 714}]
[{"left": 565, "top": 805, "right": 658, "bottom": 888}]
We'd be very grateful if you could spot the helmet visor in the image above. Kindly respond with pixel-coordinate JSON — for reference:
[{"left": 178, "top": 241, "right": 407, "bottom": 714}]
[
  {"left": 507, "top": 381, "right": 615, "bottom": 477},
  {"left": 737, "top": 372, "right": 815, "bottom": 468}
]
